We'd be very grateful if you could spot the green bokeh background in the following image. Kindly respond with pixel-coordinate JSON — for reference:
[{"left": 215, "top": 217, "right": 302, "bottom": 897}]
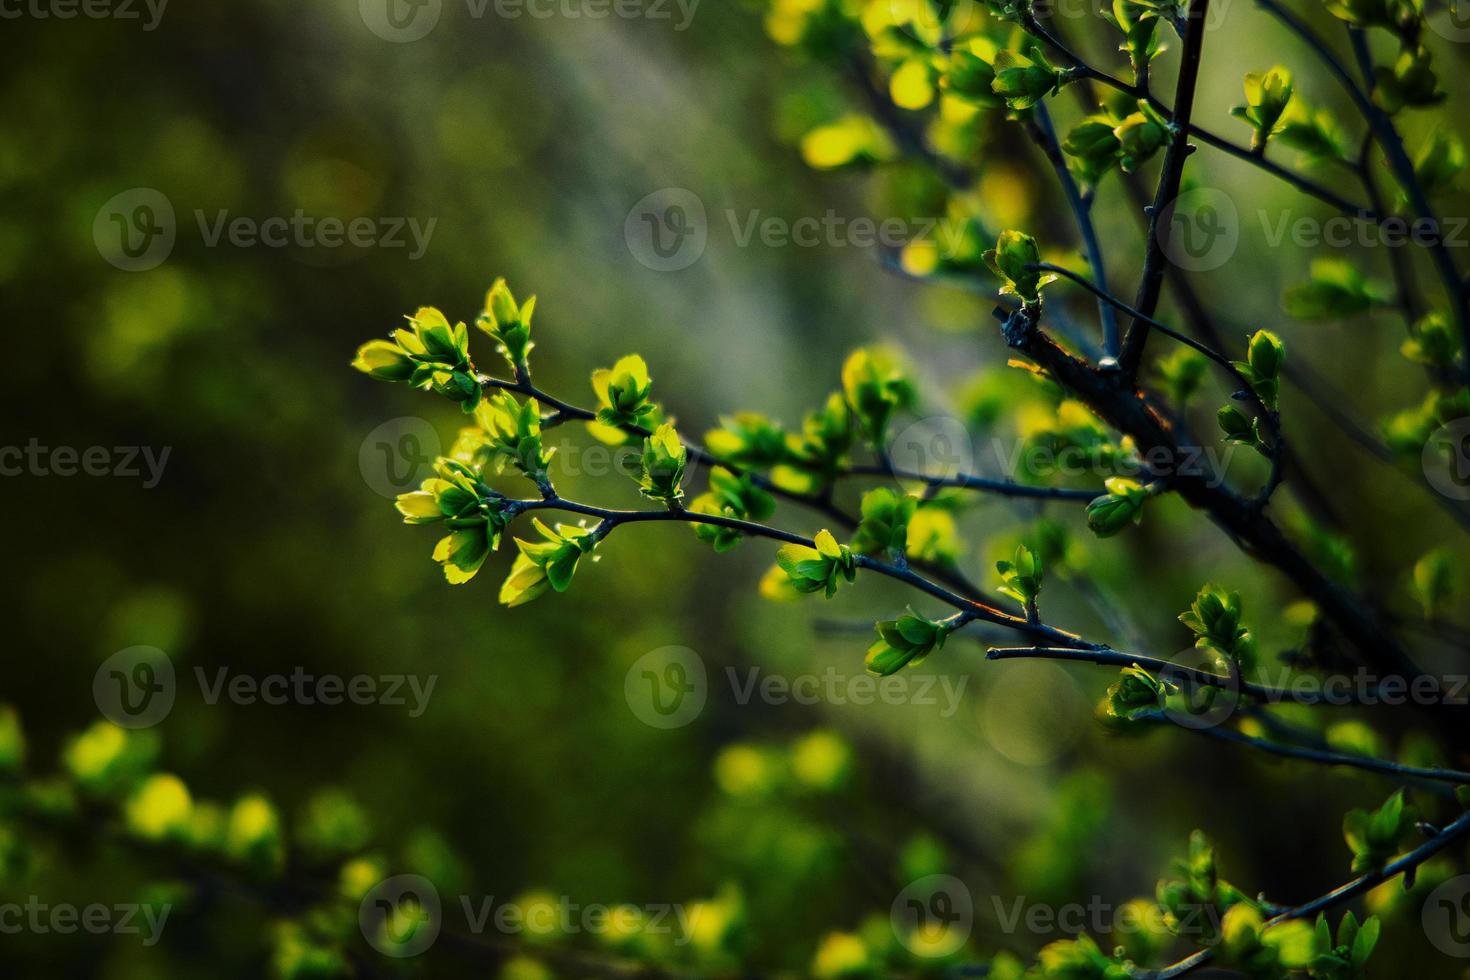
[{"left": 5, "top": 0, "right": 1470, "bottom": 975}]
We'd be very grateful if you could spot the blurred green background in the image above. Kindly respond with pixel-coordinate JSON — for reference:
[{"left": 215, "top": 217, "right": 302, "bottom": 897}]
[{"left": 5, "top": 0, "right": 1470, "bottom": 976}]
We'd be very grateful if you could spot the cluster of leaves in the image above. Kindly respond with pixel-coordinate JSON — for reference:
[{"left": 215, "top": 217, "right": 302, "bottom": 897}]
[
  {"left": 1322, "top": 0, "right": 1444, "bottom": 112},
  {"left": 624, "top": 422, "right": 689, "bottom": 504},
  {"left": 1217, "top": 331, "right": 1283, "bottom": 456},
  {"left": 395, "top": 458, "right": 512, "bottom": 584},
  {"left": 1231, "top": 67, "right": 1295, "bottom": 153},
  {"left": 0, "top": 708, "right": 473, "bottom": 979},
  {"left": 994, "top": 543, "right": 1042, "bottom": 609},
  {"left": 453, "top": 392, "right": 554, "bottom": 486},
  {"left": 690, "top": 468, "right": 777, "bottom": 552},
  {"left": 865, "top": 610, "right": 954, "bottom": 675},
  {"left": 1342, "top": 789, "right": 1418, "bottom": 874},
  {"left": 1284, "top": 261, "right": 1390, "bottom": 321},
  {"left": 1085, "top": 477, "right": 1152, "bottom": 538},
  {"left": 984, "top": 230, "right": 1055, "bottom": 304},
  {"left": 1179, "top": 583, "right": 1258, "bottom": 670},
  {"left": 500, "top": 519, "right": 601, "bottom": 607},
  {"left": 351, "top": 307, "right": 483, "bottom": 413},
  {"left": 776, "top": 530, "right": 859, "bottom": 598},
  {"left": 1017, "top": 827, "right": 1392, "bottom": 979}
]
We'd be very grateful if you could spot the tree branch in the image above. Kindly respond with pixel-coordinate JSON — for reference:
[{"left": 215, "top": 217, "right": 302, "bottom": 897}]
[{"left": 1118, "top": 0, "right": 1212, "bottom": 377}]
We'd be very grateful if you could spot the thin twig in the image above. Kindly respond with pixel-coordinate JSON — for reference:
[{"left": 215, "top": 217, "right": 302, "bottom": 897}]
[
  {"left": 1140, "top": 808, "right": 1470, "bottom": 978},
  {"left": 1119, "top": 0, "right": 1212, "bottom": 377}
]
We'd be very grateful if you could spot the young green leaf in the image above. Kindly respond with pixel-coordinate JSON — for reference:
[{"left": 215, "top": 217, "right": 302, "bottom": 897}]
[
  {"left": 453, "top": 392, "right": 554, "bottom": 484},
  {"left": 1085, "top": 477, "right": 1149, "bottom": 538},
  {"left": 1230, "top": 67, "right": 1294, "bottom": 151},
  {"left": 704, "top": 412, "right": 790, "bottom": 468},
  {"left": 1178, "top": 583, "right": 1256, "bottom": 669},
  {"left": 1411, "top": 548, "right": 1454, "bottom": 618},
  {"left": 1283, "top": 260, "right": 1389, "bottom": 320},
  {"left": 841, "top": 348, "right": 915, "bottom": 446},
  {"left": 865, "top": 611, "right": 953, "bottom": 676},
  {"left": 1400, "top": 311, "right": 1461, "bottom": 368},
  {"left": 995, "top": 544, "right": 1043, "bottom": 607},
  {"left": 989, "top": 48, "right": 1064, "bottom": 110},
  {"left": 775, "top": 529, "right": 857, "bottom": 599},
  {"left": 624, "top": 423, "right": 688, "bottom": 504},
  {"left": 688, "top": 467, "right": 775, "bottom": 552},
  {"left": 591, "top": 354, "right": 657, "bottom": 430},
  {"left": 983, "top": 230, "right": 1057, "bottom": 304},
  {"left": 1342, "top": 789, "right": 1418, "bottom": 873},
  {"left": 475, "top": 278, "right": 536, "bottom": 373},
  {"left": 499, "top": 519, "right": 600, "bottom": 606},
  {"left": 851, "top": 488, "right": 917, "bottom": 560}
]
